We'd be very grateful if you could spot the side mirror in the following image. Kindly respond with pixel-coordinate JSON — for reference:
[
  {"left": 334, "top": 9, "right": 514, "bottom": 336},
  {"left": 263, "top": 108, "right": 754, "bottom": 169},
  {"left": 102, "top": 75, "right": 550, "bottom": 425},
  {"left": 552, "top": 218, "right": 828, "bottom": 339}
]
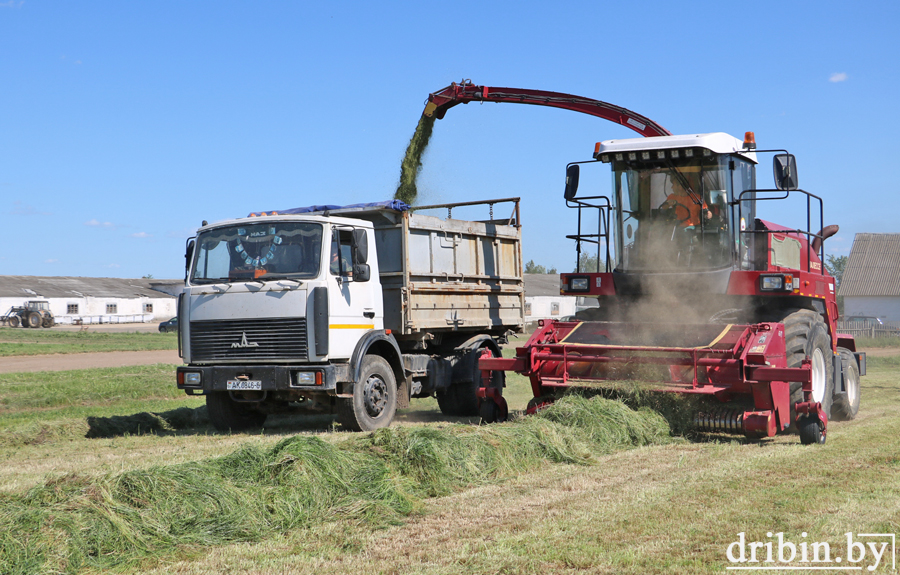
[
  {"left": 354, "top": 263, "right": 371, "bottom": 282},
  {"left": 350, "top": 229, "right": 368, "bottom": 265},
  {"left": 184, "top": 240, "right": 195, "bottom": 273},
  {"left": 773, "top": 154, "right": 798, "bottom": 191},
  {"left": 564, "top": 164, "right": 580, "bottom": 201}
]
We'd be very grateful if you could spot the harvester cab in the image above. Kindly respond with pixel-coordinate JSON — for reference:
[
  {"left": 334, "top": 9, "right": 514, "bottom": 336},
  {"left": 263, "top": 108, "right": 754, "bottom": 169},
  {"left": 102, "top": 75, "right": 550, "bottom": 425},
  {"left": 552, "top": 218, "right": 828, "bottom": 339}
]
[{"left": 480, "top": 131, "right": 863, "bottom": 445}]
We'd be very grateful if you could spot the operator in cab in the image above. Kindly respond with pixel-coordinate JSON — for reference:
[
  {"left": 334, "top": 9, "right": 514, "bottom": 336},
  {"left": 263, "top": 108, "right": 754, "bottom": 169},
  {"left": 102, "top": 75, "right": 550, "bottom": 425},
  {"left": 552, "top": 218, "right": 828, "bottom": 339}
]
[{"left": 661, "top": 177, "right": 712, "bottom": 228}]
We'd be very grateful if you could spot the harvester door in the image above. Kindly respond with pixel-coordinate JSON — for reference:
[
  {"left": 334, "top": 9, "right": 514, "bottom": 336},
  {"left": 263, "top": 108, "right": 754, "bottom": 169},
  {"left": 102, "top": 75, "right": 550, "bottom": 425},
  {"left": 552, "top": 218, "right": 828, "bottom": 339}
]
[{"left": 328, "top": 228, "right": 378, "bottom": 359}]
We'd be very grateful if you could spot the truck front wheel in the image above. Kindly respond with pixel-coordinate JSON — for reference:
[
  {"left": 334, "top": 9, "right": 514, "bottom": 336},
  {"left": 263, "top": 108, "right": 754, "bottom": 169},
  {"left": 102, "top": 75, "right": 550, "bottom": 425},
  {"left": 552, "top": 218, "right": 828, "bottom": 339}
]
[
  {"left": 206, "top": 392, "right": 267, "bottom": 432},
  {"left": 337, "top": 355, "right": 397, "bottom": 432}
]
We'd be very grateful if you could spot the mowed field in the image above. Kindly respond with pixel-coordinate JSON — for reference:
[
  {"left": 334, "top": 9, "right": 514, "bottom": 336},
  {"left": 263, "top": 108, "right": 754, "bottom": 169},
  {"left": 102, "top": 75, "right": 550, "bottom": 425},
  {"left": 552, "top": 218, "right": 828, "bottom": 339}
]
[{"left": 1, "top": 328, "right": 899, "bottom": 574}]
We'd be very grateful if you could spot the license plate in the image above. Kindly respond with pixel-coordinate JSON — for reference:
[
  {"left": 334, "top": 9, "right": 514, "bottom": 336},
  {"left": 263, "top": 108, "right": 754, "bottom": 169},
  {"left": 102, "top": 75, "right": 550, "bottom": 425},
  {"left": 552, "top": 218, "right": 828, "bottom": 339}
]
[{"left": 226, "top": 380, "right": 262, "bottom": 391}]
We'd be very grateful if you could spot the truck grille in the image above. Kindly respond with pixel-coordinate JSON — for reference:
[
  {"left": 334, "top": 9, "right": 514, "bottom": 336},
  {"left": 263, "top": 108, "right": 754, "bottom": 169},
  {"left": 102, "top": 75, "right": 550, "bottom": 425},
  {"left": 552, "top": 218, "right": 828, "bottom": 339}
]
[{"left": 189, "top": 318, "right": 308, "bottom": 362}]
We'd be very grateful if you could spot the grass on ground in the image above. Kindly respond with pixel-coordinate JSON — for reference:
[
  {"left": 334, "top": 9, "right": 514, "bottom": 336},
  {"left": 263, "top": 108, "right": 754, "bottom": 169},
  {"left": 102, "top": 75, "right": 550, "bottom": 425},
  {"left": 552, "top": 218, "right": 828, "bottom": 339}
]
[{"left": 0, "top": 328, "right": 177, "bottom": 356}]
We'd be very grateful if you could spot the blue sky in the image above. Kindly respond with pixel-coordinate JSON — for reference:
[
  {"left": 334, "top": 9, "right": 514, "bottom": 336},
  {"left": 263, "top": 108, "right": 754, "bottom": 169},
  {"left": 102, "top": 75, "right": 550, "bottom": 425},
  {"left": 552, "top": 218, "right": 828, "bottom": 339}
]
[{"left": 2, "top": 1, "right": 898, "bottom": 279}]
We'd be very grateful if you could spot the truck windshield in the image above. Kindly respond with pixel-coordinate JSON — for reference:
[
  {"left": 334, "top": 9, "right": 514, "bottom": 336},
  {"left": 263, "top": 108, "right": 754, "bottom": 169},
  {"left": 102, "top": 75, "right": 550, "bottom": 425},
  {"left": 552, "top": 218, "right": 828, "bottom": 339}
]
[
  {"left": 612, "top": 155, "right": 732, "bottom": 272},
  {"left": 191, "top": 222, "right": 323, "bottom": 284}
]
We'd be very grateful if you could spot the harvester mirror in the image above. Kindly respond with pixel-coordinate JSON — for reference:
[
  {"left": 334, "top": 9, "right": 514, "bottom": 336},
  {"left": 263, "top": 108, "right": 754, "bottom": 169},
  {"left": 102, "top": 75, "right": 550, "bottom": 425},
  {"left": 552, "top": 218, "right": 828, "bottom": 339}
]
[
  {"left": 350, "top": 229, "right": 368, "bottom": 265},
  {"left": 773, "top": 154, "right": 798, "bottom": 191},
  {"left": 564, "top": 164, "right": 580, "bottom": 201}
]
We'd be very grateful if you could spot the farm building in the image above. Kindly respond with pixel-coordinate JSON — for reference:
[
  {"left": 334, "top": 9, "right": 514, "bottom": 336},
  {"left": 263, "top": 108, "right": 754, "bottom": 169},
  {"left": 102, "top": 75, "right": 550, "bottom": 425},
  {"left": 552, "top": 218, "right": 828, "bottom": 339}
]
[
  {"left": 523, "top": 274, "right": 587, "bottom": 324},
  {"left": 839, "top": 233, "right": 900, "bottom": 320},
  {"left": 0, "top": 276, "right": 181, "bottom": 325}
]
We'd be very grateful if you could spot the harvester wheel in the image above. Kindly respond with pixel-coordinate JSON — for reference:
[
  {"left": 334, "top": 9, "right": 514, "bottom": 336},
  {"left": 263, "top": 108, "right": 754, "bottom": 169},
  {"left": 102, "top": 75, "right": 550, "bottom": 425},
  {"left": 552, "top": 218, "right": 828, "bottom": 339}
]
[
  {"left": 42, "top": 316, "right": 55, "bottom": 328},
  {"left": 438, "top": 345, "right": 504, "bottom": 417},
  {"left": 336, "top": 355, "right": 397, "bottom": 432},
  {"left": 798, "top": 415, "right": 826, "bottom": 445},
  {"left": 8, "top": 316, "right": 19, "bottom": 328},
  {"left": 206, "top": 392, "right": 267, "bottom": 432},
  {"left": 26, "top": 312, "right": 41, "bottom": 328},
  {"left": 782, "top": 309, "right": 833, "bottom": 421},
  {"left": 832, "top": 347, "right": 861, "bottom": 421}
]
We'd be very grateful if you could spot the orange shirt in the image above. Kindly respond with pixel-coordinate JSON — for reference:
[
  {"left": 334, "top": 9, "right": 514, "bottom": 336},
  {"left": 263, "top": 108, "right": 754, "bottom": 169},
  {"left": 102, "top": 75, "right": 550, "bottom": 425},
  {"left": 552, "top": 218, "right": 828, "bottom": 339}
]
[{"left": 666, "top": 193, "right": 708, "bottom": 227}]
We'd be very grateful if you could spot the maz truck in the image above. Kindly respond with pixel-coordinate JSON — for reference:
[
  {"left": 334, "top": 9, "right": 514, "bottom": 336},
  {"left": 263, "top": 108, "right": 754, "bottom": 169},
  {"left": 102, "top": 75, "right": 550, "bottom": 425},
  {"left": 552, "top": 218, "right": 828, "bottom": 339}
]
[{"left": 176, "top": 198, "right": 524, "bottom": 431}]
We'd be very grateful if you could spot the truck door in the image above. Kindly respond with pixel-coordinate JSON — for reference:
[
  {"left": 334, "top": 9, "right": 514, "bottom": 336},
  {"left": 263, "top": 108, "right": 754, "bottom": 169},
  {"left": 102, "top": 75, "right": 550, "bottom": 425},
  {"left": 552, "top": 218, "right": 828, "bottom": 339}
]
[{"left": 327, "top": 228, "right": 377, "bottom": 358}]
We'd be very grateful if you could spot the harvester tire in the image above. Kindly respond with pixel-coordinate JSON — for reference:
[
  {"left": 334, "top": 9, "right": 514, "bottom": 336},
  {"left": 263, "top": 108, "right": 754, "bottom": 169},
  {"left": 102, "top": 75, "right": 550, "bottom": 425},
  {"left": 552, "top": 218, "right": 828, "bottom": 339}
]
[
  {"left": 206, "top": 392, "right": 267, "bottom": 432},
  {"left": 26, "top": 312, "right": 41, "bottom": 328},
  {"left": 438, "top": 345, "right": 504, "bottom": 417},
  {"left": 8, "top": 316, "right": 19, "bottom": 328},
  {"left": 336, "top": 355, "right": 397, "bottom": 432},
  {"left": 798, "top": 415, "right": 826, "bottom": 445},
  {"left": 42, "top": 316, "right": 54, "bottom": 328},
  {"left": 832, "top": 347, "right": 860, "bottom": 421},
  {"left": 781, "top": 309, "right": 833, "bottom": 422}
]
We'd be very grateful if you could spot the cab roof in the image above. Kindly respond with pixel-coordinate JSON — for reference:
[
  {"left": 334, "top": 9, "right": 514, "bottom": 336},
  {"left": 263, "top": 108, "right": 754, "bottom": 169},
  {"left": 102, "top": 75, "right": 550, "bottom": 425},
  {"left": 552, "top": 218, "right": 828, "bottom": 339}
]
[{"left": 596, "top": 132, "right": 757, "bottom": 163}]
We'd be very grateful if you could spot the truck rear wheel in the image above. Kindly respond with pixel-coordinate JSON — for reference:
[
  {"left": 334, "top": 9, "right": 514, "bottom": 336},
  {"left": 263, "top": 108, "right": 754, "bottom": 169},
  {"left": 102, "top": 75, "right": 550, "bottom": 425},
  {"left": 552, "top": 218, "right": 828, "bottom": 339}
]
[
  {"left": 832, "top": 347, "right": 860, "bottom": 421},
  {"left": 8, "top": 316, "right": 19, "bottom": 328},
  {"left": 782, "top": 309, "right": 833, "bottom": 421},
  {"left": 206, "top": 392, "right": 267, "bottom": 432},
  {"left": 438, "top": 345, "right": 504, "bottom": 417},
  {"left": 26, "top": 312, "right": 41, "bottom": 328},
  {"left": 337, "top": 355, "right": 397, "bottom": 432}
]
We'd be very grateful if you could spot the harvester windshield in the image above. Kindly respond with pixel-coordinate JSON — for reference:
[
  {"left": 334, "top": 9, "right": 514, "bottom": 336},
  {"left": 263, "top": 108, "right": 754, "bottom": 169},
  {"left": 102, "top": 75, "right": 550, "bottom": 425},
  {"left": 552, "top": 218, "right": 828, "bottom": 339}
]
[
  {"left": 612, "top": 154, "right": 752, "bottom": 272},
  {"left": 191, "top": 222, "right": 324, "bottom": 283}
]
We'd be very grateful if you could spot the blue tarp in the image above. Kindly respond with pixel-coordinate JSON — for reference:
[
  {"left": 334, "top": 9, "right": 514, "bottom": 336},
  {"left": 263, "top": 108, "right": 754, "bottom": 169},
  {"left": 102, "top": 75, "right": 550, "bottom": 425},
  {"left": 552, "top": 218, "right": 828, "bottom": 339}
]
[{"left": 248, "top": 200, "right": 409, "bottom": 217}]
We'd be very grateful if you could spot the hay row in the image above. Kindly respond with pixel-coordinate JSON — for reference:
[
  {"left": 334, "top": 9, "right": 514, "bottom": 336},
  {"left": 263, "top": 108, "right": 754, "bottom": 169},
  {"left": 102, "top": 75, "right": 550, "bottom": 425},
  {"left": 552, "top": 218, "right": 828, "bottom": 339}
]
[{"left": 0, "top": 396, "right": 671, "bottom": 574}]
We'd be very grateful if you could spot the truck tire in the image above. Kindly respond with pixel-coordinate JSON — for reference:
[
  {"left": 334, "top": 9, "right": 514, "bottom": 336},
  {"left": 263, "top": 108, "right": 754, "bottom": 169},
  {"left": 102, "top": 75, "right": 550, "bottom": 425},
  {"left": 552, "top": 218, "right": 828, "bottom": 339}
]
[
  {"left": 832, "top": 347, "right": 860, "bottom": 421},
  {"left": 26, "top": 312, "right": 41, "bottom": 328},
  {"left": 337, "top": 355, "right": 397, "bottom": 432},
  {"left": 206, "top": 392, "right": 267, "bottom": 432},
  {"left": 8, "top": 316, "right": 19, "bottom": 328},
  {"left": 782, "top": 309, "right": 833, "bottom": 420},
  {"left": 438, "top": 345, "right": 505, "bottom": 417}
]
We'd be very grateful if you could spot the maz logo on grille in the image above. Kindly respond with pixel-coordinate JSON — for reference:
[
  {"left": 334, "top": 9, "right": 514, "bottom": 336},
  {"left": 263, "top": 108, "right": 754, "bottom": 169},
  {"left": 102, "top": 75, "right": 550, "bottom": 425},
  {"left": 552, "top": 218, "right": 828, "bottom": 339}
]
[{"left": 231, "top": 332, "right": 260, "bottom": 349}]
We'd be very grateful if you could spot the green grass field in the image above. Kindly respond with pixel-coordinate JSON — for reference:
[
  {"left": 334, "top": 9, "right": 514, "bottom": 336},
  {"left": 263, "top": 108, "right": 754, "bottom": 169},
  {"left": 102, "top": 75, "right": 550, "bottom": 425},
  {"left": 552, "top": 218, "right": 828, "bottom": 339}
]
[
  {"left": 0, "top": 328, "right": 177, "bottom": 356},
  {"left": 0, "top": 334, "right": 897, "bottom": 574}
]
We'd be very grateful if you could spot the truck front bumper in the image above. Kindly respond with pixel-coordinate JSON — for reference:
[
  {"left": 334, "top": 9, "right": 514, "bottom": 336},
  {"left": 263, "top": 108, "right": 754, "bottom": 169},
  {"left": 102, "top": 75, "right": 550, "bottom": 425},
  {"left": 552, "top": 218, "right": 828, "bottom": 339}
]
[{"left": 176, "top": 364, "right": 343, "bottom": 396}]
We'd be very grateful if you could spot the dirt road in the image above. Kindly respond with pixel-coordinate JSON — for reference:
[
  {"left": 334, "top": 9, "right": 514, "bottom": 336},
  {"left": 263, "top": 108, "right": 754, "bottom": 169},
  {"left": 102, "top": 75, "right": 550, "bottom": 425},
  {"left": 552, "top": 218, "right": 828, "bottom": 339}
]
[{"left": 0, "top": 350, "right": 181, "bottom": 373}]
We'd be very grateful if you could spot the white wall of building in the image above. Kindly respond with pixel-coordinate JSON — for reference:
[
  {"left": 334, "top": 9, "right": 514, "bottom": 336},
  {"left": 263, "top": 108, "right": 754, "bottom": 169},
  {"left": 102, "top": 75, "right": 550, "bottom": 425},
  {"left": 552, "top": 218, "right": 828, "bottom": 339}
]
[
  {"left": 524, "top": 296, "right": 577, "bottom": 324},
  {"left": 1, "top": 296, "right": 176, "bottom": 324},
  {"left": 844, "top": 296, "right": 900, "bottom": 321}
]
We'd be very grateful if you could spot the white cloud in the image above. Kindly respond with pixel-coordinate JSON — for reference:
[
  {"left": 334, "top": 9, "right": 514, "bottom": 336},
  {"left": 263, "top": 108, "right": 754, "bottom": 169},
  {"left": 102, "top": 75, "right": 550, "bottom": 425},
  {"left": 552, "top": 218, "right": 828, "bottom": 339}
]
[
  {"left": 0, "top": 1, "right": 24, "bottom": 8},
  {"left": 44, "top": 259, "right": 59, "bottom": 264},
  {"left": 131, "top": 232, "right": 152, "bottom": 238},
  {"left": 74, "top": 60, "right": 82, "bottom": 65},
  {"left": 10, "top": 200, "right": 51, "bottom": 216},
  {"left": 85, "top": 219, "right": 116, "bottom": 228},
  {"left": 829, "top": 72, "right": 848, "bottom": 83},
  {"left": 105, "top": 263, "right": 121, "bottom": 268}
]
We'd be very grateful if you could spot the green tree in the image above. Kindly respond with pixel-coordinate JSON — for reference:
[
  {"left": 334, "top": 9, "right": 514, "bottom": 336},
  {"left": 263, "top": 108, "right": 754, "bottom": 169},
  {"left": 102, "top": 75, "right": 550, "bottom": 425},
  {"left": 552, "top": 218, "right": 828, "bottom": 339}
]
[
  {"left": 825, "top": 254, "right": 848, "bottom": 315},
  {"left": 524, "top": 260, "right": 558, "bottom": 274},
  {"left": 574, "top": 252, "right": 603, "bottom": 273}
]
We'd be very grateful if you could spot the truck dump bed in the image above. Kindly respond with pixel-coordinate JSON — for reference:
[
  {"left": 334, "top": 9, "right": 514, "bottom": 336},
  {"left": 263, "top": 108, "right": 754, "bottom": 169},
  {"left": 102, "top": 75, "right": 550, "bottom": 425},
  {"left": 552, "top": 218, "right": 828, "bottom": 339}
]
[{"left": 349, "top": 198, "right": 525, "bottom": 337}]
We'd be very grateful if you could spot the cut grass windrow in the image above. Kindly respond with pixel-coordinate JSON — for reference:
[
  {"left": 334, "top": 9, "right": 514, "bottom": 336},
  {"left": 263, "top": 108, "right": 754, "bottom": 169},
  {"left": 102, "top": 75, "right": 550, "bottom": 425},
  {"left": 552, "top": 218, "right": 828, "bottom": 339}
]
[{"left": 0, "top": 396, "right": 671, "bottom": 574}]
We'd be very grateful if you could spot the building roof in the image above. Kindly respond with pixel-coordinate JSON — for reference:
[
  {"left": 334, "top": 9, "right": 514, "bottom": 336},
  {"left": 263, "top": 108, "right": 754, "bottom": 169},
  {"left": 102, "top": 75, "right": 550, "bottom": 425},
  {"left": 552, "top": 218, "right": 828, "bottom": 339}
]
[
  {"left": 0, "top": 276, "right": 179, "bottom": 299},
  {"left": 839, "top": 234, "right": 900, "bottom": 297},
  {"left": 524, "top": 274, "right": 563, "bottom": 297}
]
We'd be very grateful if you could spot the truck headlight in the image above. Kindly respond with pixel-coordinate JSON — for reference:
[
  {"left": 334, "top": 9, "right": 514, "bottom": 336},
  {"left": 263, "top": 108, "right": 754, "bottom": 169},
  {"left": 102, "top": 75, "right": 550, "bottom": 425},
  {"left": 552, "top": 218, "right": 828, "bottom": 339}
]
[
  {"left": 184, "top": 372, "right": 201, "bottom": 385},
  {"left": 294, "top": 372, "right": 316, "bottom": 385}
]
